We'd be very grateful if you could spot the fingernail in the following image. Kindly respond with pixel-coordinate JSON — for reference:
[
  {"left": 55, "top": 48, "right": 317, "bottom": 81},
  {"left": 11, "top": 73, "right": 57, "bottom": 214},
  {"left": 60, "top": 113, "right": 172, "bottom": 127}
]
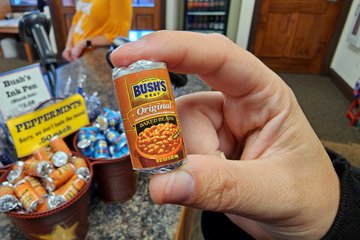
[{"left": 164, "top": 171, "right": 195, "bottom": 204}]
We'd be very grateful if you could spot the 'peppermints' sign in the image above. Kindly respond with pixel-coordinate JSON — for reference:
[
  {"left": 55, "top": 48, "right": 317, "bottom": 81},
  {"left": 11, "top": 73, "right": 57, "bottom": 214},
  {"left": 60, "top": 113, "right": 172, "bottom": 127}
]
[
  {"left": 6, "top": 94, "right": 89, "bottom": 157},
  {"left": 0, "top": 64, "right": 51, "bottom": 120}
]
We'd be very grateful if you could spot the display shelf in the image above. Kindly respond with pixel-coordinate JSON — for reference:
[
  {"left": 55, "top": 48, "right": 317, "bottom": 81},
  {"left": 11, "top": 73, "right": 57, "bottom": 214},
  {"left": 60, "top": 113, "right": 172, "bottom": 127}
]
[
  {"left": 187, "top": 11, "right": 226, "bottom": 16},
  {"left": 186, "top": 0, "right": 227, "bottom": 12},
  {"left": 184, "top": 0, "right": 230, "bottom": 35}
]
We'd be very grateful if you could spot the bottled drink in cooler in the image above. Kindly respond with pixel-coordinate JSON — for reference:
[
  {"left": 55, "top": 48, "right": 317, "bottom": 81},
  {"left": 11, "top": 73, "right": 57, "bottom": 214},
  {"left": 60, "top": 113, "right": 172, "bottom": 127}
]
[{"left": 185, "top": 0, "right": 228, "bottom": 33}]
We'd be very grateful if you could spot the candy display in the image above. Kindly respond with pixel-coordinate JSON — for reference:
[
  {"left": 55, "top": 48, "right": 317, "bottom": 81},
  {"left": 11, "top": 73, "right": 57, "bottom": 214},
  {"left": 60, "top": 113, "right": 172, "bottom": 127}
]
[
  {"left": 0, "top": 182, "right": 21, "bottom": 212},
  {"left": 33, "top": 147, "right": 52, "bottom": 161},
  {"left": 112, "top": 60, "right": 187, "bottom": 173},
  {"left": 83, "top": 92, "right": 102, "bottom": 121},
  {"left": 76, "top": 108, "right": 130, "bottom": 159},
  {"left": 49, "top": 135, "right": 73, "bottom": 156},
  {"left": 0, "top": 63, "right": 138, "bottom": 239},
  {"left": 51, "top": 151, "right": 69, "bottom": 167},
  {"left": 54, "top": 175, "right": 87, "bottom": 202},
  {"left": 23, "top": 159, "right": 53, "bottom": 178},
  {"left": 6, "top": 162, "right": 26, "bottom": 184},
  {"left": 36, "top": 194, "right": 66, "bottom": 213},
  {"left": 72, "top": 156, "right": 91, "bottom": 181},
  {"left": 43, "top": 163, "right": 76, "bottom": 191},
  {"left": 57, "top": 72, "right": 101, "bottom": 122},
  {"left": 14, "top": 180, "right": 42, "bottom": 212},
  {"left": 0, "top": 136, "right": 90, "bottom": 213},
  {"left": 24, "top": 176, "right": 47, "bottom": 199}
]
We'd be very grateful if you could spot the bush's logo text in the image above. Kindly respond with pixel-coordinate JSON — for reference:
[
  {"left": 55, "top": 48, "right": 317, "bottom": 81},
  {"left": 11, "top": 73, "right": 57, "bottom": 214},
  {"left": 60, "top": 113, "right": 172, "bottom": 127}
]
[{"left": 132, "top": 77, "right": 167, "bottom": 101}]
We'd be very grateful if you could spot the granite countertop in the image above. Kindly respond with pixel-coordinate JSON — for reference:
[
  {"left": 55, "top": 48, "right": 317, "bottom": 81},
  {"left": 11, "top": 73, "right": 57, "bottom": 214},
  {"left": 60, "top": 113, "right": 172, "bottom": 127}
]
[{"left": 0, "top": 47, "right": 211, "bottom": 239}]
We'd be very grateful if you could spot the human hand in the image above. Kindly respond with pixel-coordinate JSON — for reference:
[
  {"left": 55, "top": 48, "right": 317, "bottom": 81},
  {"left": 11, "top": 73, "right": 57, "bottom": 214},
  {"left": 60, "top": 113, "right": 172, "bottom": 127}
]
[
  {"left": 70, "top": 40, "right": 86, "bottom": 60},
  {"left": 62, "top": 47, "right": 73, "bottom": 62},
  {"left": 111, "top": 31, "right": 340, "bottom": 239}
]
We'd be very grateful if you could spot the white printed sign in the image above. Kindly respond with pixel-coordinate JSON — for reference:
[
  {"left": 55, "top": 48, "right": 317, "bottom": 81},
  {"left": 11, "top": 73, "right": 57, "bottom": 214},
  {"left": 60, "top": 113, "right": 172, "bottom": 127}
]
[{"left": 0, "top": 64, "right": 52, "bottom": 120}]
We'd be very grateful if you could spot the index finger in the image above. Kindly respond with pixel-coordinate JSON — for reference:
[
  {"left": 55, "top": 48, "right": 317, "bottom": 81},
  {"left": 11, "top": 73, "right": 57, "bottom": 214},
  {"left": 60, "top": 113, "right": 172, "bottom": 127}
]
[{"left": 111, "top": 30, "right": 280, "bottom": 97}]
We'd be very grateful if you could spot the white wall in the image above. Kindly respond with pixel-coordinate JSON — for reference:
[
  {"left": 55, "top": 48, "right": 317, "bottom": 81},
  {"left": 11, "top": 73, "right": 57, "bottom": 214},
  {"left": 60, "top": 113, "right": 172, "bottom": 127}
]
[
  {"left": 226, "top": 0, "right": 241, "bottom": 41},
  {"left": 235, "top": 0, "right": 255, "bottom": 48},
  {"left": 331, "top": 0, "right": 360, "bottom": 88},
  {"left": 166, "top": 0, "right": 182, "bottom": 30}
]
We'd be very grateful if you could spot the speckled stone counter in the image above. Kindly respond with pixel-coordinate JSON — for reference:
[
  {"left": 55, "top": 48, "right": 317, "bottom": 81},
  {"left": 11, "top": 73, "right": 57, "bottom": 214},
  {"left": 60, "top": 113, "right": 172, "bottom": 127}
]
[{"left": 0, "top": 47, "right": 210, "bottom": 239}]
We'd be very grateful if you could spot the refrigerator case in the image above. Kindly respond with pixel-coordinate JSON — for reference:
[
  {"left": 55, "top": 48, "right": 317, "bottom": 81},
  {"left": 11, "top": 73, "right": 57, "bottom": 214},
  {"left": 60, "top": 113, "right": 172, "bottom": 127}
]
[{"left": 184, "top": 0, "right": 230, "bottom": 35}]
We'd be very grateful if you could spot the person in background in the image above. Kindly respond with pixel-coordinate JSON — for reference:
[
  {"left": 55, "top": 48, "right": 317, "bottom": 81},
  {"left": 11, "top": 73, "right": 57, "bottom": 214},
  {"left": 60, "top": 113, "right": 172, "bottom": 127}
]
[
  {"left": 111, "top": 30, "right": 360, "bottom": 239},
  {"left": 62, "top": 0, "right": 132, "bottom": 62}
]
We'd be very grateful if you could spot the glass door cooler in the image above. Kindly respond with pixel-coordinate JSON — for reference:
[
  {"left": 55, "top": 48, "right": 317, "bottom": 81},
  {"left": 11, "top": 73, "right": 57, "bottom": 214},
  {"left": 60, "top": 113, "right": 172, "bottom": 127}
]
[{"left": 183, "top": 0, "right": 230, "bottom": 35}]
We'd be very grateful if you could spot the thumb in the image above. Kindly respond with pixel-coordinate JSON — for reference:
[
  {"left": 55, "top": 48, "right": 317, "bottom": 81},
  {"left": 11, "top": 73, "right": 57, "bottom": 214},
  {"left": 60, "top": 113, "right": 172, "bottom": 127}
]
[{"left": 149, "top": 154, "right": 288, "bottom": 218}]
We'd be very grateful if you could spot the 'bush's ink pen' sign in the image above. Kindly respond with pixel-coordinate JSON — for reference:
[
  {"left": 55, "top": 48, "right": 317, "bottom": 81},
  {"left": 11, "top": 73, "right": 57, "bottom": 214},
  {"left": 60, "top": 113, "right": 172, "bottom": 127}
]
[
  {"left": 6, "top": 94, "right": 89, "bottom": 157},
  {"left": 0, "top": 64, "right": 51, "bottom": 120}
]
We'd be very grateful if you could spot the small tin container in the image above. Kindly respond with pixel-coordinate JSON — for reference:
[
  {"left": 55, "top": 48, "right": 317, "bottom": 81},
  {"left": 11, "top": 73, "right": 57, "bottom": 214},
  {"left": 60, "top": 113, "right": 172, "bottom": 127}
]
[
  {"left": 33, "top": 147, "right": 52, "bottom": 161},
  {"left": 7, "top": 161, "right": 25, "bottom": 184},
  {"left": 78, "top": 127, "right": 98, "bottom": 142},
  {"left": 7, "top": 167, "right": 26, "bottom": 184},
  {"left": 71, "top": 156, "right": 90, "bottom": 181},
  {"left": 0, "top": 182, "right": 14, "bottom": 197},
  {"left": 0, "top": 182, "right": 21, "bottom": 212},
  {"left": 107, "top": 115, "right": 121, "bottom": 128},
  {"left": 51, "top": 151, "right": 69, "bottom": 167},
  {"left": 120, "top": 144, "right": 129, "bottom": 155},
  {"left": 24, "top": 160, "right": 53, "bottom": 178},
  {"left": 104, "top": 128, "right": 124, "bottom": 147},
  {"left": 49, "top": 135, "right": 72, "bottom": 156},
  {"left": 96, "top": 133, "right": 106, "bottom": 141},
  {"left": 24, "top": 176, "right": 47, "bottom": 199},
  {"left": 12, "top": 161, "right": 25, "bottom": 170},
  {"left": 54, "top": 175, "right": 87, "bottom": 202},
  {"left": 77, "top": 139, "right": 94, "bottom": 157},
  {"left": 44, "top": 163, "right": 75, "bottom": 191},
  {"left": 93, "top": 139, "right": 110, "bottom": 159},
  {"left": 78, "top": 129, "right": 88, "bottom": 141},
  {"left": 113, "top": 133, "right": 128, "bottom": 151},
  {"left": 14, "top": 180, "right": 41, "bottom": 212},
  {"left": 111, "top": 143, "right": 129, "bottom": 159},
  {"left": 95, "top": 115, "right": 109, "bottom": 131},
  {"left": 112, "top": 60, "right": 187, "bottom": 173},
  {"left": 36, "top": 194, "right": 66, "bottom": 213}
]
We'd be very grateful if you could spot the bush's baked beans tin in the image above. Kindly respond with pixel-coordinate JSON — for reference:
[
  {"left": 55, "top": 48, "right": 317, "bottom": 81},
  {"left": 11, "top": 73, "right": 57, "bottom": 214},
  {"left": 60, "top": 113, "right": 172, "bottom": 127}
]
[{"left": 112, "top": 60, "right": 186, "bottom": 174}]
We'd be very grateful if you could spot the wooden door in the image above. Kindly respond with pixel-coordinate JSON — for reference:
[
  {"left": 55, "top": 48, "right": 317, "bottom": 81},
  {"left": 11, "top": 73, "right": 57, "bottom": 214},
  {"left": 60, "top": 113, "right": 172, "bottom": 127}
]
[
  {"left": 252, "top": 0, "right": 344, "bottom": 74},
  {"left": 132, "top": 0, "right": 165, "bottom": 30}
]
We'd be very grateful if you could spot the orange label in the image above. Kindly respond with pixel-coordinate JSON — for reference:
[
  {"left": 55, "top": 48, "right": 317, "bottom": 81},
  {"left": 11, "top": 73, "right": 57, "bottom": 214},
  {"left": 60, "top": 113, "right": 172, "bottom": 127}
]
[
  {"left": 113, "top": 67, "right": 186, "bottom": 170},
  {"left": 0, "top": 185, "right": 14, "bottom": 197}
]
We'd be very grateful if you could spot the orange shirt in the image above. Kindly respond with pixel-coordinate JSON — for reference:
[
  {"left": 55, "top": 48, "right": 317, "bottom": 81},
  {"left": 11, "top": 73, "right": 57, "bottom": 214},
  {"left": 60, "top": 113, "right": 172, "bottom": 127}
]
[{"left": 72, "top": 0, "right": 132, "bottom": 46}]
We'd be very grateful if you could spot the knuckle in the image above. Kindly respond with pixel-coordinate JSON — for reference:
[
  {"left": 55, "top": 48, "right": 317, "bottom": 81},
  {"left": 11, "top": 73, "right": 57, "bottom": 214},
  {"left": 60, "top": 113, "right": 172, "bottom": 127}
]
[
  {"left": 202, "top": 168, "right": 239, "bottom": 212},
  {"left": 209, "top": 33, "right": 233, "bottom": 45}
]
